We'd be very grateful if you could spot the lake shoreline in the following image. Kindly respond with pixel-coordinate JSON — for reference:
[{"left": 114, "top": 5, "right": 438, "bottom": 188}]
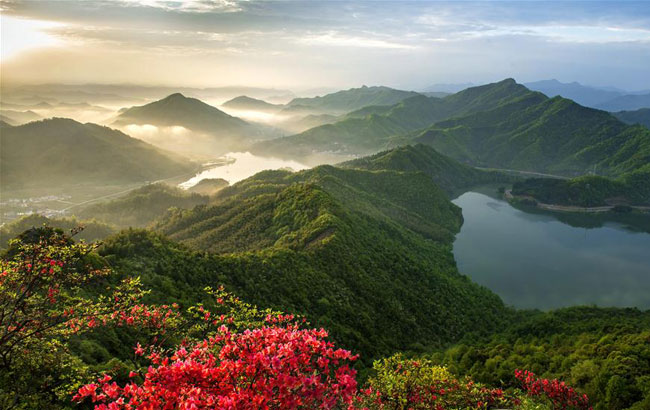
[{"left": 504, "top": 189, "right": 650, "bottom": 214}]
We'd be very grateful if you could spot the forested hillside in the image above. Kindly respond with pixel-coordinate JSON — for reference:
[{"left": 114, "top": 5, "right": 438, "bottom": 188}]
[
  {"left": 415, "top": 93, "right": 650, "bottom": 177},
  {"left": 253, "top": 79, "right": 530, "bottom": 160},
  {"left": 138, "top": 163, "right": 508, "bottom": 362},
  {"left": 75, "top": 183, "right": 210, "bottom": 228},
  {"left": 434, "top": 307, "right": 650, "bottom": 410},
  {"left": 341, "top": 144, "right": 515, "bottom": 195},
  {"left": 0, "top": 214, "right": 115, "bottom": 249},
  {"left": 511, "top": 169, "right": 650, "bottom": 207},
  {"left": 614, "top": 108, "right": 650, "bottom": 128},
  {"left": 2, "top": 144, "right": 648, "bottom": 409},
  {"left": 0, "top": 118, "right": 196, "bottom": 191}
]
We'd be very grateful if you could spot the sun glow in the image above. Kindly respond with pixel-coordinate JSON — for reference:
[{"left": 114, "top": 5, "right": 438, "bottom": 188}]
[{"left": 0, "top": 15, "right": 64, "bottom": 61}]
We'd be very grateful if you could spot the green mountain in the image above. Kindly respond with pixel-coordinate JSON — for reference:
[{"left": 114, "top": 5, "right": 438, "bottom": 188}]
[
  {"left": 253, "top": 79, "right": 532, "bottom": 161},
  {"left": 286, "top": 85, "right": 421, "bottom": 114},
  {"left": 0, "top": 118, "right": 196, "bottom": 191},
  {"left": 0, "top": 214, "right": 115, "bottom": 249},
  {"left": 114, "top": 93, "right": 250, "bottom": 134},
  {"left": 129, "top": 159, "right": 509, "bottom": 361},
  {"left": 187, "top": 178, "right": 229, "bottom": 195},
  {"left": 341, "top": 144, "right": 514, "bottom": 195},
  {"left": 415, "top": 91, "right": 650, "bottom": 177},
  {"left": 76, "top": 183, "right": 209, "bottom": 228},
  {"left": 613, "top": 108, "right": 650, "bottom": 128},
  {"left": 221, "top": 95, "right": 282, "bottom": 113},
  {"left": 511, "top": 168, "right": 650, "bottom": 207},
  {"left": 113, "top": 93, "right": 280, "bottom": 156}
]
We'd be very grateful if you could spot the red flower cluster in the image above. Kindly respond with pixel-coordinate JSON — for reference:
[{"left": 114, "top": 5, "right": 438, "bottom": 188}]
[
  {"left": 515, "top": 369, "right": 592, "bottom": 410},
  {"left": 74, "top": 325, "right": 358, "bottom": 409}
]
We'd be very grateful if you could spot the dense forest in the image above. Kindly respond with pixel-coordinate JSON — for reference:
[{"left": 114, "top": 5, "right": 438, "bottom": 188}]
[
  {"left": 3, "top": 144, "right": 648, "bottom": 409},
  {"left": 75, "top": 183, "right": 210, "bottom": 228},
  {"left": 511, "top": 169, "right": 650, "bottom": 207}
]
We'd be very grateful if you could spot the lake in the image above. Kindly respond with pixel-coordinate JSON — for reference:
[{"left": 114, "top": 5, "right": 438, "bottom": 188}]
[
  {"left": 452, "top": 187, "right": 650, "bottom": 310},
  {"left": 180, "top": 152, "right": 310, "bottom": 188}
]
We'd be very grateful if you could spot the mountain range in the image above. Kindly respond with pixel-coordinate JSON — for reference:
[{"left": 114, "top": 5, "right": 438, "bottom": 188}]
[
  {"left": 251, "top": 79, "right": 532, "bottom": 161},
  {"left": 253, "top": 79, "right": 650, "bottom": 177},
  {"left": 0, "top": 109, "right": 42, "bottom": 125},
  {"left": 138, "top": 146, "right": 512, "bottom": 361},
  {"left": 414, "top": 89, "right": 650, "bottom": 177},
  {"left": 0, "top": 118, "right": 196, "bottom": 192},
  {"left": 114, "top": 93, "right": 253, "bottom": 134},
  {"left": 112, "top": 93, "right": 282, "bottom": 156},
  {"left": 284, "top": 85, "right": 421, "bottom": 114},
  {"left": 525, "top": 79, "right": 650, "bottom": 111},
  {"left": 613, "top": 108, "right": 650, "bottom": 129}
]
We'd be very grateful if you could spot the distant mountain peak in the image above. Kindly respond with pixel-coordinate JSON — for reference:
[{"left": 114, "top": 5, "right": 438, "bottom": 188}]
[{"left": 164, "top": 92, "right": 187, "bottom": 100}]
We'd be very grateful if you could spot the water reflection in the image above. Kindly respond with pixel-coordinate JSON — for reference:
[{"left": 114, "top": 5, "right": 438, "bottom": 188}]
[
  {"left": 180, "top": 152, "right": 310, "bottom": 188},
  {"left": 452, "top": 189, "right": 650, "bottom": 310}
]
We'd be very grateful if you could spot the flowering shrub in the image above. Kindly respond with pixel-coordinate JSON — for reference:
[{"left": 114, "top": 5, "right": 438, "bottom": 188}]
[
  {"left": 515, "top": 369, "right": 592, "bottom": 410},
  {"left": 358, "top": 354, "right": 516, "bottom": 409},
  {"left": 0, "top": 228, "right": 179, "bottom": 366},
  {"left": 74, "top": 325, "right": 358, "bottom": 409},
  {"left": 0, "top": 227, "right": 180, "bottom": 407}
]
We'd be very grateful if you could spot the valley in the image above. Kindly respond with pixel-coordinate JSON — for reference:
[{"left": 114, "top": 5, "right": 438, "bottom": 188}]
[{"left": 2, "top": 64, "right": 649, "bottom": 410}]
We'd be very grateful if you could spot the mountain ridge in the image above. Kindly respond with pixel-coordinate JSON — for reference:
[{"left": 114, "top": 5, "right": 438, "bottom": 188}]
[{"left": 0, "top": 118, "right": 196, "bottom": 191}]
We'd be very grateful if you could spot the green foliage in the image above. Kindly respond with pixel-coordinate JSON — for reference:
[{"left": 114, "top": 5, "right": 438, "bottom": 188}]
[
  {"left": 341, "top": 144, "right": 516, "bottom": 195},
  {"left": 416, "top": 93, "right": 650, "bottom": 177},
  {"left": 255, "top": 79, "right": 531, "bottom": 159},
  {"left": 187, "top": 178, "right": 229, "bottom": 195},
  {"left": 0, "top": 214, "right": 115, "bottom": 250},
  {"left": 431, "top": 307, "right": 650, "bottom": 410},
  {"left": 0, "top": 118, "right": 195, "bottom": 191},
  {"left": 0, "top": 228, "right": 156, "bottom": 408},
  {"left": 613, "top": 108, "right": 650, "bottom": 129},
  {"left": 102, "top": 162, "right": 508, "bottom": 365},
  {"left": 76, "top": 183, "right": 209, "bottom": 228},
  {"left": 361, "top": 353, "right": 517, "bottom": 409},
  {"left": 512, "top": 171, "right": 650, "bottom": 207}
]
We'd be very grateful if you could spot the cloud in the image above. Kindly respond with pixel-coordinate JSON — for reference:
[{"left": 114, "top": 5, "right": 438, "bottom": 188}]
[
  {"left": 296, "top": 31, "right": 418, "bottom": 50},
  {"left": 102, "top": 0, "right": 244, "bottom": 13},
  {"left": 1, "top": 1, "right": 649, "bottom": 90}
]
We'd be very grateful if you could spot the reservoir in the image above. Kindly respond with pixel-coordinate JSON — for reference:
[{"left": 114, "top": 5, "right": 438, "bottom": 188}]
[
  {"left": 452, "top": 187, "right": 650, "bottom": 310},
  {"left": 180, "top": 152, "right": 310, "bottom": 187}
]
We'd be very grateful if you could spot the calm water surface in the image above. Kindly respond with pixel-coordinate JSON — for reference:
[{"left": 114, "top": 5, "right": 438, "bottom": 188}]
[
  {"left": 452, "top": 189, "right": 650, "bottom": 309},
  {"left": 180, "top": 152, "right": 309, "bottom": 188}
]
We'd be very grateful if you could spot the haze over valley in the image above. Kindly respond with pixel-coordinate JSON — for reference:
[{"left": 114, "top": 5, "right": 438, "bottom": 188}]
[{"left": 1, "top": 1, "right": 650, "bottom": 409}]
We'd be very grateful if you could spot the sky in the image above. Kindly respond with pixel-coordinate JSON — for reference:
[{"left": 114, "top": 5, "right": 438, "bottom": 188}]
[{"left": 1, "top": 0, "right": 649, "bottom": 91}]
